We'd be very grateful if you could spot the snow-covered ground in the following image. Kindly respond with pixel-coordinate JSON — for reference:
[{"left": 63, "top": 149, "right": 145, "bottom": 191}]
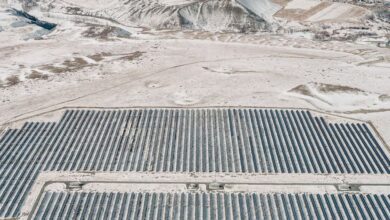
[
  {"left": 236, "top": 0, "right": 281, "bottom": 22},
  {"left": 284, "top": 0, "right": 321, "bottom": 10},
  {"left": 60, "top": 0, "right": 123, "bottom": 10},
  {"left": 0, "top": 1, "right": 389, "bottom": 145}
]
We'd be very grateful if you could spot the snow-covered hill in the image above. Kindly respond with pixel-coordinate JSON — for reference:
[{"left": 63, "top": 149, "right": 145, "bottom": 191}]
[
  {"left": 4, "top": 0, "right": 281, "bottom": 32},
  {"left": 4, "top": 0, "right": 388, "bottom": 39}
]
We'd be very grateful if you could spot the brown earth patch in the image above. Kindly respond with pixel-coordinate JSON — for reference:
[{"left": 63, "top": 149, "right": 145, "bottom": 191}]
[
  {"left": 87, "top": 52, "right": 112, "bottom": 62},
  {"left": 290, "top": 83, "right": 365, "bottom": 95},
  {"left": 82, "top": 25, "right": 131, "bottom": 40},
  {"left": 26, "top": 70, "right": 49, "bottom": 80},
  {"left": 275, "top": 2, "right": 331, "bottom": 21},
  {"left": 41, "top": 57, "right": 95, "bottom": 74},
  {"left": 289, "top": 84, "right": 312, "bottom": 96},
  {"left": 379, "top": 94, "right": 390, "bottom": 102},
  {"left": 5, "top": 75, "right": 20, "bottom": 86},
  {"left": 316, "top": 83, "right": 365, "bottom": 93},
  {"left": 271, "top": 0, "right": 290, "bottom": 7},
  {"left": 118, "top": 51, "right": 144, "bottom": 61},
  {"left": 83, "top": 26, "right": 114, "bottom": 40},
  {"left": 289, "top": 82, "right": 370, "bottom": 106}
]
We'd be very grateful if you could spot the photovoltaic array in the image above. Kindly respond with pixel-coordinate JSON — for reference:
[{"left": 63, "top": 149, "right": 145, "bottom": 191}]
[{"left": 0, "top": 108, "right": 389, "bottom": 218}]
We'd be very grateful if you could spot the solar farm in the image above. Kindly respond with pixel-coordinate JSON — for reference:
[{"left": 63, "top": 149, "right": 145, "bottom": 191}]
[{"left": 0, "top": 108, "right": 389, "bottom": 219}]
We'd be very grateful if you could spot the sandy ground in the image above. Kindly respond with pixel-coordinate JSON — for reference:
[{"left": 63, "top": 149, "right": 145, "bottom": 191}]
[{"left": 0, "top": 9, "right": 389, "bottom": 146}]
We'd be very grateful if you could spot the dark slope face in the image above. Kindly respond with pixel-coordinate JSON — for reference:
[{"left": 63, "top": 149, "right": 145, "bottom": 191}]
[
  {"left": 178, "top": 1, "right": 270, "bottom": 32},
  {"left": 9, "top": 8, "right": 56, "bottom": 30}
]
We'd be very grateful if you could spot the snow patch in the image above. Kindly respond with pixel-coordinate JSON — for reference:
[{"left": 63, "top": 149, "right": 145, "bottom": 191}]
[
  {"left": 58, "top": 0, "right": 122, "bottom": 10},
  {"left": 285, "top": 0, "right": 321, "bottom": 10},
  {"left": 236, "top": 0, "right": 281, "bottom": 22},
  {"left": 158, "top": 0, "right": 197, "bottom": 6},
  {"left": 172, "top": 91, "right": 201, "bottom": 106}
]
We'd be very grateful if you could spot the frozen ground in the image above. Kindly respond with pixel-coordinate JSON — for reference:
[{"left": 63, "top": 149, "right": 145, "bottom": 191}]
[
  {"left": 284, "top": 0, "right": 320, "bottom": 10},
  {"left": 0, "top": 1, "right": 389, "bottom": 146}
]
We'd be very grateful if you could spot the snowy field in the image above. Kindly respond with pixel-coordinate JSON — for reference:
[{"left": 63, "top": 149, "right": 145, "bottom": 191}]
[
  {"left": 0, "top": 0, "right": 389, "bottom": 146},
  {"left": 0, "top": 1, "right": 389, "bottom": 218}
]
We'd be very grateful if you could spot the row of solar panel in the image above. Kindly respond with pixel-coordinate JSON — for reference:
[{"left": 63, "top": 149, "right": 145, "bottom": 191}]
[
  {"left": 2, "top": 109, "right": 387, "bottom": 174},
  {"left": 0, "top": 122, "right": 55, "bottom": 217},
  {"left": 33, "top": 191, "right": 390, "bottom": 220}
]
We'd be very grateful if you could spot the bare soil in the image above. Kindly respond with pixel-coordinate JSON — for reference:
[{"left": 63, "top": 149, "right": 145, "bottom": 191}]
[
  {"left": 118, "top": 51, "right": 144, "bottom": 61},
  {"left": 41, "top": 57, "right": 95, "bottom": 73},
  {"left": 27, "top": 70, "right": 49, "bottom": 80},
  {"left": 5, "top": 75, "right": 20, "bottom": 86},
  {"left": 275, "top": 2, "right": 331, "bottom": 21},
  {"left": 87, "top": 52, "right": 112, "bottom": 62}
]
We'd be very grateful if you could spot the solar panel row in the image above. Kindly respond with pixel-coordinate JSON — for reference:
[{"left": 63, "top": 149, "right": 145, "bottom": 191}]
[{"left": 33, "top": 191, "right": 390, "bottom": 220}]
